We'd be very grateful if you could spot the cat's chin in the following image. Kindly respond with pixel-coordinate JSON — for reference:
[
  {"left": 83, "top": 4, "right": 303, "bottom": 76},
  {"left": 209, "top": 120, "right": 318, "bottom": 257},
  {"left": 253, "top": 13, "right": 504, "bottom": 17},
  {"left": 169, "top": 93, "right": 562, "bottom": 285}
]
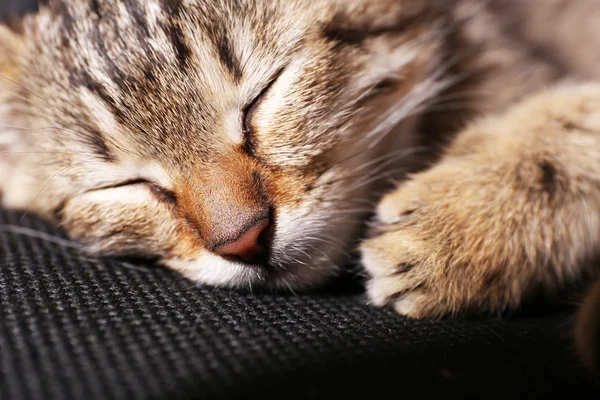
[{"left": 166, "top": 251, "right": 341, "bottom": 291}]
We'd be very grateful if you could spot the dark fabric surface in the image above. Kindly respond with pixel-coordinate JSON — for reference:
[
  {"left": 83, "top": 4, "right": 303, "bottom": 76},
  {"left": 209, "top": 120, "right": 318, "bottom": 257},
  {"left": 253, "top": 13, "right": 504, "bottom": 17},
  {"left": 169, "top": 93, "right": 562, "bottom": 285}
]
[{"left": 1, "top": 208, "right": 600, "bottom": 400}]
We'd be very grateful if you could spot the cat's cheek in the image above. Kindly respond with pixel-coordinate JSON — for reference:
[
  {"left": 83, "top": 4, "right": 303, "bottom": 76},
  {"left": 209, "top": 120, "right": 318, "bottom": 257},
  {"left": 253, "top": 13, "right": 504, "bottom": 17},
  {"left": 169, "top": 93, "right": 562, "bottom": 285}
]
[{"left": 59, "top": 186, "right": 183, "bottom": 257}]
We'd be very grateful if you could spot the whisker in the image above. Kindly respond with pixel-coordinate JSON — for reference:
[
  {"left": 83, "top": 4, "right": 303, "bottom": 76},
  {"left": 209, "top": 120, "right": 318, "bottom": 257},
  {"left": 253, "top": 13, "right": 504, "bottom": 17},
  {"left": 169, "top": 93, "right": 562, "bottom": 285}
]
[
  {"left": 0, "top": 73, "right": 67, "bottom": 114},
  {"left": 322, "top": 146, "right": 427, "bottom": 188},
  {"left": 2, "top": 109, "right": 104, "bottom": 140},
  {"left": 0, "top": 225, "right": 83, "bottom": 249},
  {"left": 338, "top": 167, "right": 409, "bottom": 194},
  {"left": 0, "top": 123, "right": 91, "bottom": 137},
  {"left": 17, "top": 158, "right": 103, "bottom": 226},
  {"left": 4, "top": 108, "right": 125, "bottom": 154},
  {"left": 0, "top": 150, "right": 94, "bottom": 156}
]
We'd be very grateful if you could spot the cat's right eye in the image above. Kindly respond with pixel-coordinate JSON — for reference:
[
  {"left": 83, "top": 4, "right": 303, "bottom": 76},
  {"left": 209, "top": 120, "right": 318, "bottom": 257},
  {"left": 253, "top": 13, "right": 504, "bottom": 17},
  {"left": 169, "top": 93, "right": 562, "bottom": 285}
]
[{"left": 88, "top": 179, "right": 177, "bottom": 205}]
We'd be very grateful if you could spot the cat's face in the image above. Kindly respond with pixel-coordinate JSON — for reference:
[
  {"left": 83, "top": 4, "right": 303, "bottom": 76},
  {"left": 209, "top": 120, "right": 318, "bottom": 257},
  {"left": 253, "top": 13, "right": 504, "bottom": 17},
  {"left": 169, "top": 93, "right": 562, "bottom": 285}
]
[{"left": 0, "top": 0, "right": 445, "bottom": 289}]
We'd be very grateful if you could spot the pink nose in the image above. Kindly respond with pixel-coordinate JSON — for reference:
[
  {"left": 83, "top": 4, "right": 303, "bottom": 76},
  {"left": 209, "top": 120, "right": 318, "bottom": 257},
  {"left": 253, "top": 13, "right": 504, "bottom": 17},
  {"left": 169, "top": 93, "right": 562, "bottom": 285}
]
[{"left": 213, "top": 218, "right": 270, "bottom": 264}]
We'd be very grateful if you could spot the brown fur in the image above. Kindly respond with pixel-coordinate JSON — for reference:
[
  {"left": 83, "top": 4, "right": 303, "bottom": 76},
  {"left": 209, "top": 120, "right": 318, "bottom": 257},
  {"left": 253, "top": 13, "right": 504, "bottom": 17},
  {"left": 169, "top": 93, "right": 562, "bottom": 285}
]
[
  {"left": 1, "top": 0, "right": 600, "bottom": 372},
  {"left": 362, "top": 84, "right": 600, "bottom": 317}
]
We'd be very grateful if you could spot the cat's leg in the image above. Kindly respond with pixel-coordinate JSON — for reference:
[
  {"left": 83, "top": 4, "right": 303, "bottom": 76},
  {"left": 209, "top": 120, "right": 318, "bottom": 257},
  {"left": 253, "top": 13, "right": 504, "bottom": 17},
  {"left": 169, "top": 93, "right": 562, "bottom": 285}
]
[{"left": 361, "top": 82, "right": 600, "bottom": 318}]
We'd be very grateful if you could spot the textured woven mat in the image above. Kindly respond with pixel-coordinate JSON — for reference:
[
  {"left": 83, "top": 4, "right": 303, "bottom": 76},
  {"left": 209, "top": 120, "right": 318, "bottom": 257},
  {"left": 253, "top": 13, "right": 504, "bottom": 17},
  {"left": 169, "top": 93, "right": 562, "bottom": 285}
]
[{"left": 0, "top": 209, "right": 599, "bottom": 399}]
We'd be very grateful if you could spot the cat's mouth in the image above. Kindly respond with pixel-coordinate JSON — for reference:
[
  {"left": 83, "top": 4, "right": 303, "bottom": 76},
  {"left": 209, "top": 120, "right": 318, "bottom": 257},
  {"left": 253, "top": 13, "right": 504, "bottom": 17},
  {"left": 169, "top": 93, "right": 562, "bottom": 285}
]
[{"left": 169, "top": 224, "right": 347, "bottom": 291}]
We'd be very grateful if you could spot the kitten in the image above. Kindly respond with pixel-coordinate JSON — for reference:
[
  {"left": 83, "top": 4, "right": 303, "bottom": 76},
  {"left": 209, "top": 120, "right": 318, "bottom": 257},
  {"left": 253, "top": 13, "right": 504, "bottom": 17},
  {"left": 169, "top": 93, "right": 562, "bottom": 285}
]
[{"left": 0, "top": 0, "right": 599, "bottom": 370}]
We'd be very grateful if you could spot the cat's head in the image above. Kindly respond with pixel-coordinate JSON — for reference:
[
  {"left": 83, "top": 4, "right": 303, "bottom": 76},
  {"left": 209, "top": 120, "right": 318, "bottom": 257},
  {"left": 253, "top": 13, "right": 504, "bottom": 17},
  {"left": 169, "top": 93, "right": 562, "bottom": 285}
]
[{"left": 0, "top": 0, "right": 447, "bottom": 289}]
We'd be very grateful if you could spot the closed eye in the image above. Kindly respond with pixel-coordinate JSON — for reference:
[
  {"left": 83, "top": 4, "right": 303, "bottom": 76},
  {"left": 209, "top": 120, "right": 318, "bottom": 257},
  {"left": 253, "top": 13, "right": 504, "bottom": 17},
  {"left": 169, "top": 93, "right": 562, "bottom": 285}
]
[
  {"left": 88, "top": 179, "right": 177, "bottom": 205},
  {"left": 242, "top": 68, "right": 285, "bottom": 155}
]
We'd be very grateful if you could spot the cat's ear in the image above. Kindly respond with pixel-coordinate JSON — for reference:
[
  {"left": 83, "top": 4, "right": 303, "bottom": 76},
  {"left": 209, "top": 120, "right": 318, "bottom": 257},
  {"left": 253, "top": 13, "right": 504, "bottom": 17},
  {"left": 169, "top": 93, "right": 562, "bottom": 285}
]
[
  {"left": 1, "top": 0, "right": 43, "bottom": 80},
  {"left": 0, "top": 24, "right": 27, "bottom": 80},
  {"left": 0, "top": 0, "right": 39, "bottom": 78},
  {"left": 0, "top": 23, "right": 31, "bottom": 206}
]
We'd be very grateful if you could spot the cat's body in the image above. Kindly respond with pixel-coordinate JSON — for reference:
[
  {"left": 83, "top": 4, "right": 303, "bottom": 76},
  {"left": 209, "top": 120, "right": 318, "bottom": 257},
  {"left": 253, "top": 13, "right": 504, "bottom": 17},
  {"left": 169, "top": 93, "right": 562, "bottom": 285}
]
[{"left": 0, "top": 0, "right": 599, "bottom": 371}]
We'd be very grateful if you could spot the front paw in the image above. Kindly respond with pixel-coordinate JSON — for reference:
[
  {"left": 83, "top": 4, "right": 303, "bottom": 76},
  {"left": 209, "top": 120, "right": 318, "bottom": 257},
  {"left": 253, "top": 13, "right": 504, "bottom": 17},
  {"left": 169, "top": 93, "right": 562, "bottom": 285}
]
[
  {"left": 360, "top": 174, "right": 472, "bottom": 319},
  {"left": 360, "top": 157, "right": 539, "bottom": 319},
  {"left": 361, "top": 228, "right": 449, "bottom": 319},
  {"left": 360, "top": 83, "right": 600, "bottom": 319}
]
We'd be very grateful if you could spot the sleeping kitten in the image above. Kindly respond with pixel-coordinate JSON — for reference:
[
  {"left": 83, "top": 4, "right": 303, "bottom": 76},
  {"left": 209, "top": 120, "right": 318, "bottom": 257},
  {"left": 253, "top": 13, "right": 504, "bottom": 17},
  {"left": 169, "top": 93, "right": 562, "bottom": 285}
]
[{"left": 0, "top": 0, "right": 599, "bottom": 370}]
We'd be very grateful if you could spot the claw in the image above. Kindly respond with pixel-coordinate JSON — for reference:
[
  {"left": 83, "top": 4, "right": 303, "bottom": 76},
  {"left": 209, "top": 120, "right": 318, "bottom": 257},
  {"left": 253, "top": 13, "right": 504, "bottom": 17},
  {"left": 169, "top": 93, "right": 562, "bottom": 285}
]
[{"left": 387, "top": 263, "right": 412, "bottom": 276}]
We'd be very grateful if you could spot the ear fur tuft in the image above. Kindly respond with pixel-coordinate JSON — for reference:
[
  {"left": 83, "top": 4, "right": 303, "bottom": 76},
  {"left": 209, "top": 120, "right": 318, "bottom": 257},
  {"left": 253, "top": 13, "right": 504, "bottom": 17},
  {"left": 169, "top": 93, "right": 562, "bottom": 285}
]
[{"left": 0, "top": 24, "right": 26, "bottom": 79}]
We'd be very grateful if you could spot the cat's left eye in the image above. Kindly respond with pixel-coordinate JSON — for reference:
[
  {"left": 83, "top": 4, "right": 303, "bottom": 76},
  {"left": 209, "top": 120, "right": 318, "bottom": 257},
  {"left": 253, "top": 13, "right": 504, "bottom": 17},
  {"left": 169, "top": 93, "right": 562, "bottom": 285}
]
[{"left": 242, "top": 69, "right": 285, "bottom": 138}]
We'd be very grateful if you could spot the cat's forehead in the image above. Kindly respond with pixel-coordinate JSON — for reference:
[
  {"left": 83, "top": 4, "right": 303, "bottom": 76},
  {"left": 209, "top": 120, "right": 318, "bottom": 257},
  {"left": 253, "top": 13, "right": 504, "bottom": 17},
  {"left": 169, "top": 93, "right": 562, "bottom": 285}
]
[
  {"left": 41, "top": 0, "right": 323, "bottom": 92},
  {"left": 21, "top": 0, "right": 439, "bottom": 176},
  {"left": 29, "top": 0, "right": 330, "bottom": 163}
]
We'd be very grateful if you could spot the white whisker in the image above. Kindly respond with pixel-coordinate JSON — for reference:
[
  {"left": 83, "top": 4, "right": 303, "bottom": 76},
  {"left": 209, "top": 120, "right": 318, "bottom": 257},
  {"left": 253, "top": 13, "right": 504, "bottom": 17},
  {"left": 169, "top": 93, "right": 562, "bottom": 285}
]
[
  {"left": 17, "top": 158, "right": 103, "bottom": 225},
  {"left": 0, "top": 225, "right": 82, "bottom": 249}
]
